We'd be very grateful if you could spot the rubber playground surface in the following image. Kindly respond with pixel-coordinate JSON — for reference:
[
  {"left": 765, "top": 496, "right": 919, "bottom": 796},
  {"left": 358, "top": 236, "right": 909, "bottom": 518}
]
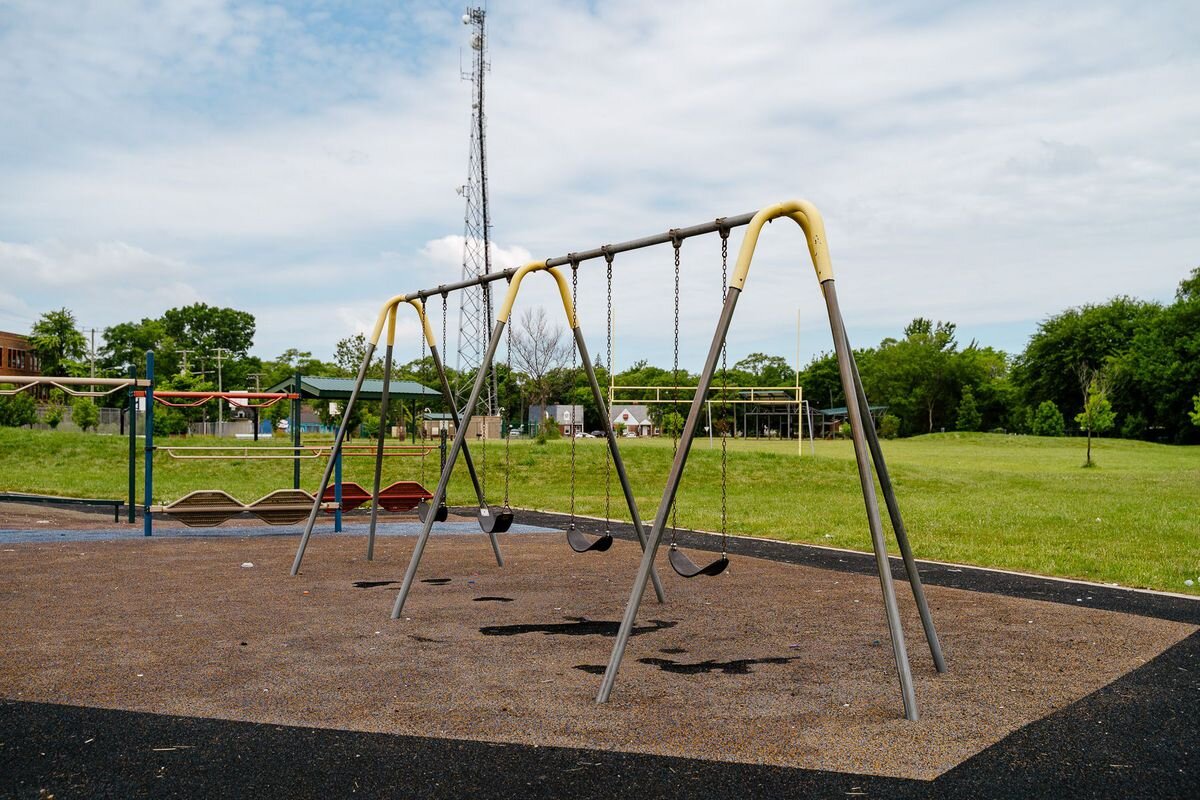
[{"left": 1, "top": 505, "right": 1197, "bottom": 798}]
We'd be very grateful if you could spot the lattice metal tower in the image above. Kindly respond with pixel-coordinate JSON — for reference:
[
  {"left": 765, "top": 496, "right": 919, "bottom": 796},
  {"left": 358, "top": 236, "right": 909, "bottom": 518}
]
[{"left": 455, "top": 6, "right": 497, "bottom": 415}]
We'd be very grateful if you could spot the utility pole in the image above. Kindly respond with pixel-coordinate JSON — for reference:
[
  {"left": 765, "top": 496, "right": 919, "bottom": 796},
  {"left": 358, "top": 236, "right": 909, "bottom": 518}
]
[
  {"left": 213, "top": 347, "right": 230, "bottom": 436},
  {"left": 248, "top": 373, "right": 263, "bottom": 392},
  {"left": 176, "top": 349, "right": 195, "bottom": 376}
]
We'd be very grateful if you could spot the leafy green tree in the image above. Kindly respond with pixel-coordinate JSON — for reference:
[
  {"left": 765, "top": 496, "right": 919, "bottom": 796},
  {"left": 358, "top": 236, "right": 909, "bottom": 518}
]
[
  {"left": 161, "top": 303, "right": 255, "bottom": 358},
  {"left": 0, "top": 393, "right": 37, "bottom": 427},
  {"left": 100, "top": 318, "right": 174, "bottom": 375},
  {"left": 334, "top": 333, "right": 383, "bottom": 378},
  {"left": 71, "top": 397, "right": 100, "bottom": 432},
  {"left": 29, "top": 308, "right": 88, "bottom": 375},
  {"left": 1030, "top": 400, "right": 1065, "bottom": 437},
  {"left": 1013, "top": 297, "right": 1158, "bottom": 434},
  {"left": 1189, "top": 393, "right": 1200, "bottom": 427},
  {"left": 44, "top": 404, "right": 63, "bottom": 429},
  {"left": 1074, "top": 373, "right": 1116, "bottom": 467},
  {"left": 956, "top": 386, "right": 982, "bottom": 431},
  {"left": 797, "top": 352, "right": 849, "bottom": 411},
  {"left": 867, "top": 319, "right": 957, "bottom": 433},
  {"left": 733, "top": 352, "right": 796, "bottom": 386}
]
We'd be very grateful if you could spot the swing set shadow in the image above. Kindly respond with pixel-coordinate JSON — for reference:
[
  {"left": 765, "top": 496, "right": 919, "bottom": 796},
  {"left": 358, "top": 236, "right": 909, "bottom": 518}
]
[{"left": 287, "top": 199, "right": 946, "bottom": 722}]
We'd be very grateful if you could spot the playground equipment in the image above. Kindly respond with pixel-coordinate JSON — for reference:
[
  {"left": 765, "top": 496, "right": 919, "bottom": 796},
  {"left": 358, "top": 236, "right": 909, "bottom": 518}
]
[
  {"left": 290, "top": 200, "right": 945, "bottom": 721},
  {"left": 289, "top": 253, "right": 668, "bottom": 603},
  {"left": 0, "top": 373, "right": 151, "bottom": 523}
]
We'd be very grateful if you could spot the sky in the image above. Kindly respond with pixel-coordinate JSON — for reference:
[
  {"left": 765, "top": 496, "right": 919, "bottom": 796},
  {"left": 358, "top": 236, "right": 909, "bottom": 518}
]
[{"left": 1, "top": 0, "right": 1197, "bottom": 376}]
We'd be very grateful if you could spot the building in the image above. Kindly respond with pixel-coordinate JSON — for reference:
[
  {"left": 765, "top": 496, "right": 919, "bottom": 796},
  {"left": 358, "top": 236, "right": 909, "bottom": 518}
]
[
  {"left": 420, "top": 411, "right": 501, "bottom": 441},
  {"left": 527, "top": 404, "right": 585, "bottom": 437},
  {"left": 610, "top": 404, "right": 654, "bottom": 437},
  {"left": 0, "top": 331, "right": 40, "bottom": 376}
]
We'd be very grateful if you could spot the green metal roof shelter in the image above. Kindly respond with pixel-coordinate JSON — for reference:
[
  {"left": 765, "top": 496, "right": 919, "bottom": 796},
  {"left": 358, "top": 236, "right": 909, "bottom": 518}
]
[{"left": 266, "top": 375, "right": 441, "bottom": 403}]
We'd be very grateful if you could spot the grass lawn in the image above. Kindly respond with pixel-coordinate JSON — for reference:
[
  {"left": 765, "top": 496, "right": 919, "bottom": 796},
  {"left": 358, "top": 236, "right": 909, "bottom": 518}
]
[{"left": 0, "top": 428, "right": 1196, "bottom": 595}]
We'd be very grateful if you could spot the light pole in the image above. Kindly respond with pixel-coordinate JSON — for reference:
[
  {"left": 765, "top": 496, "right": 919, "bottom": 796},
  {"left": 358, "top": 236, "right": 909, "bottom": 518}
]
[{"left": 212, "top": 347, "right": 230, "bottom": 436}]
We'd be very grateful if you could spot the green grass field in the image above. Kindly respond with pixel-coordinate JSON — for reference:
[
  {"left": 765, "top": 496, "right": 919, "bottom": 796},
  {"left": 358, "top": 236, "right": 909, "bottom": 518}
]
[{"left": 1, "top": 428, "right": 1197, "bottom": 595}]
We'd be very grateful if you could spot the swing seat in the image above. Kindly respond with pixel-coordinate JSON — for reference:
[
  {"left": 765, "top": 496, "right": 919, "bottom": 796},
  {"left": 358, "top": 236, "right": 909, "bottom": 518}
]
[
  {"left": 376, "top": 481, "right": 433, "bottom": 513},
  {"left": 321, "top": 482, "right": 372, "bottom": 513},
  {"left": 668, "top": 544, "right": 729, "bottom": 578},
  {"left": 478, "top": 504, "right": 514, "bottom": 534},
  {"left": 417, "top": 498, "right": 448, "bottom": 523},
  {"left": 566, "top": 526, "right": 613, "bottom": 553}
]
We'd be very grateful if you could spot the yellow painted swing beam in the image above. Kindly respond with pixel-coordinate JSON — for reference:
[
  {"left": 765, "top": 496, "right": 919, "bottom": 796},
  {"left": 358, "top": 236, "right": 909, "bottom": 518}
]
[{"left": 363, "top": 199, "right": 831, "bottom": 352}]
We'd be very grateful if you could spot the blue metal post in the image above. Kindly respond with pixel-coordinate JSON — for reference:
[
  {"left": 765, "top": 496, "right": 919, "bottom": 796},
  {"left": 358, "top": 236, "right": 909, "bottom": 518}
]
[
  {"left": 334, "top": 447, "right": 343, "bottom": 533},
  {"left": 143, "top": 351, "right": 154, "bottom": 537}
]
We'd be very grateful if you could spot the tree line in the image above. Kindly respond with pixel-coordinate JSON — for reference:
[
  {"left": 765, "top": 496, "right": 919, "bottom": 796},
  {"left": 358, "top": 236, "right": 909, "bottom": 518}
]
[{"left": 3, "top": 266, "right": 1197, "bottom": 443}]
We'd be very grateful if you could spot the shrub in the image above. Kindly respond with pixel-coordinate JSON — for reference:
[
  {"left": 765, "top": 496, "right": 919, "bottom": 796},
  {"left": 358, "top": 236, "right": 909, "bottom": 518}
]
[
  {"left": 838, "top": 421, "right": 851, "bottom": 438},
  {"left": 1030, "top": 400, "right": 1065, "bottom": 437},
  {"left": 879, "top": 414, "right": 901, "bottom": 439},
  {"left": 44, "top": 404, "right": 64, "bottom": 429},
  {"left": 956, "top": 387, "right": 982, "bottom": 431},
  {"left": 0, "top": 394, "right": 37, "bottom": 427},
  {"left": 536, "top": 417, "right": 561, "bottom": 444},
  {"left": 71, "top": 397, "right": 100, "bottom": 432}
]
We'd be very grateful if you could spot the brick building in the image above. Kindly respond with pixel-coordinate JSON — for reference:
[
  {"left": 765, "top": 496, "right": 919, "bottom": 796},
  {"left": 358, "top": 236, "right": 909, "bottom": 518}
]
[{"left": 0, "top": 331, "right": 40, "bottom": 376}]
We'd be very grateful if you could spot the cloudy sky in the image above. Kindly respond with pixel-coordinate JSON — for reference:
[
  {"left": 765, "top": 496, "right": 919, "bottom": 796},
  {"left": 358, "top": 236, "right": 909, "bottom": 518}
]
[{"left": 1, "top": 0, "right": 1196, "bottom": 374}]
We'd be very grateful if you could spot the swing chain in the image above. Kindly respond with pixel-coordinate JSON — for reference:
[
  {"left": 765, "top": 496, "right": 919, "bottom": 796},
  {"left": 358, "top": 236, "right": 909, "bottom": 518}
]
[
  {"left": 604, "top": 249, "right": 614, "bottom": 532},
  {"left": 720, "top": 227, "right": 729, "bottom": 552},
  {"left": 503, "top": 314, "right": 512, "bottom": 508},
  {"left": 670, "top": 233, "right": 681, "bottom": 543},
  {"left": 568, "top": 259, "right": 579, "bottom": 530}
]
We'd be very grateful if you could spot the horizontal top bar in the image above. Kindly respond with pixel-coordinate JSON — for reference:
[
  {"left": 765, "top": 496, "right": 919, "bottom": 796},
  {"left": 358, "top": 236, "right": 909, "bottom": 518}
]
[
  {"left": 133, "top": 391, "right": 299, "bottom": 399},
  {"left": 408, "top": 211, "right": 757, "bottom": 301},
  {"left": 0, "top": 376, "right": 151, "bottom": 387}
]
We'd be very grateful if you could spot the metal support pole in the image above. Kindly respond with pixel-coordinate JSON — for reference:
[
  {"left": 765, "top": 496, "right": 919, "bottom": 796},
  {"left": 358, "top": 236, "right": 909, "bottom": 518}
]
[
  {"left": 392, "top": 320, "right": 506, "bottom": 619},
  {"left": 367, "top": 341, "right": 394, "bottom": 560},
  {"left": 334, "top": 448, "right": 343, "bottom": 533},
  {"left": 290, "top": 350, "right": 376, "bottom": 575},
  {"left": 143, "top": 352, "right": 154, "bottom": 538},
  {"left": 573, "top": 325, "right": 665, "bottom": 604},
  {"left": 823, "top": 280, "right": 918, "bottom": 720},
  {"left": 429, "top": 343, "right": 488, "bottom": 510},
  {"left": 252, "top": 407, "right": 259, "bottom": 442},
  {"left": 597, "top": 286, "right": 742, "bottom": 703},
  {"left": 128, "top": 364, "right": 137, "bottom": 524},
  {"left": 837, "top": 318, "right": 946, "bottom": 673},
  {"left": 292, "top": 372, "right": 301, "bottom": 490}
]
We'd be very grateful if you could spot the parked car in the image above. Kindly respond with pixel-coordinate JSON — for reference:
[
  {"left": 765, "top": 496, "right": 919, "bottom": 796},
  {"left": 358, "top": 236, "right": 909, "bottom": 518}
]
[
  {"left": 589, "top": 430, "right": 604, "bottom": 437},
  {"left": 574, "top": 431, "right": 595, "bottom": 438}
]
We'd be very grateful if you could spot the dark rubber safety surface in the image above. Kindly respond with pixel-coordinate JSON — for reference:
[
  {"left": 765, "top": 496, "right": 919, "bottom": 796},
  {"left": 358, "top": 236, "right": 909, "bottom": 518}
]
[{"left": 2, "top": 510, "right": 1196, "bottom": 799}]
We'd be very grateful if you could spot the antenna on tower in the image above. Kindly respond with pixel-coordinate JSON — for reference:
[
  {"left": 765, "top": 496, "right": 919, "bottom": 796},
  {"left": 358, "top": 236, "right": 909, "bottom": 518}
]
[{"left": 455, "top": 6, "right": 498, "bottom": 417}]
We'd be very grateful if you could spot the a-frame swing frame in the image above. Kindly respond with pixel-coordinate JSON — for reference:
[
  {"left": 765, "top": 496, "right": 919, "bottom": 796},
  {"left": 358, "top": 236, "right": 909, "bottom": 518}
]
[
  {"left": 290, "top": 297, "right": 501, "bottom": 575},
  {"left": 288, "top": 279, "right": 668, "bottom": 605},
  {"left": 593, "top": 200, "right": 946, "bottom": 720},
  {"left": 289, "top": 199, "right": 946, "bottom": 721}
]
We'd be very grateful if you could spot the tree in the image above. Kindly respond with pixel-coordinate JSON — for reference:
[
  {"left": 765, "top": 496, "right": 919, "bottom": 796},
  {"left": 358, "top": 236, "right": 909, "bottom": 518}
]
[
  {"left": 510, "top": 307, "right": 570, "bottom": 411},
  {"left": 867, "top": 319, "right": 957, "bottom": 433},
  {"left": 1074, "top": 371, "right": 1116, "bottom": 467},
  {"left": 71, "top": 397, "right": 100, "bottom": 432},
  {"left": 879, "top": 414, "right": 900, "bottom": 439},
  {"left": 29, "top": 308, "right": 88, "bottom": 375},
  {"left": 334, "top": 333, "right": 383, "bottom": 378},
  {"left": 1030, "top": 400, "right": 1065, "bottom": 437},
  {"left": 100, "top": 318, "right": 173, "bottom": 375},
  {"left": 956, "top": 386, "right": 982, "bottom": 431},
  {"left": 733, "top": 352, "right": 795, "bottom": 385},
  {"left": 1189, "top": 393, "right": 1199, "bottom": 427},
  {"left": 161, "top": 303, "right": 255, "bottom": 358}
]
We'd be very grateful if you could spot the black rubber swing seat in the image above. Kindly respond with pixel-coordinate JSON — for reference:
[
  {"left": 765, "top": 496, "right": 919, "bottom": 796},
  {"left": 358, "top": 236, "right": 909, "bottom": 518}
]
[
  {"left": 478, "top": 504, "right": 514, "bottom": 534},
  {"left": 566, "top": 526, "right": 613, "bottom": 553},
  {"left": 417, "top": 498, "right": 448, "bottom": 523},
  {"left": 668, "top": 544, "right": 729, "bottom": 578}
]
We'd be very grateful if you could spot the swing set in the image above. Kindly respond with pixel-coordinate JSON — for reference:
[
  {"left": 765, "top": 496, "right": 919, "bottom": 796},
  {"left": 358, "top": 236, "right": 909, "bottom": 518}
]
[{"left": 290, "top": 200, "right": 946, "bottom": 721}]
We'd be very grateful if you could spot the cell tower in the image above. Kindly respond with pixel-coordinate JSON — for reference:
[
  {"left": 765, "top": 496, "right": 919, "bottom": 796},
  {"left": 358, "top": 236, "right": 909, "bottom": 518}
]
[{"left": 455, "top": 6, "right": 497, "bottom": 415}]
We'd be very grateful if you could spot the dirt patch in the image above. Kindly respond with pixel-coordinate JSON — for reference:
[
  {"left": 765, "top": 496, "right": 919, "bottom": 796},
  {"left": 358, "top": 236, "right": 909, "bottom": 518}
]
[{"left": 0, "top": 532, "right": 1192, "bottom": 779}]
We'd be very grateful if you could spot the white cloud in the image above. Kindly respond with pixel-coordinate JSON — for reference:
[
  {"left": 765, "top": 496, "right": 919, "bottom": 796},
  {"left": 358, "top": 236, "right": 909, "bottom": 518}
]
[{"left": 0, "top": 0, "right": 1196, "bottom": 368}]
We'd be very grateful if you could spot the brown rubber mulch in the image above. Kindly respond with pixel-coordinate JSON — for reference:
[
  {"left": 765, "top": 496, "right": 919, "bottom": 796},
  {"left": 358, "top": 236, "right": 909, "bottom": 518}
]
[{"left": 0, "top": 532, "right": 1193, "bottom": 780}]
